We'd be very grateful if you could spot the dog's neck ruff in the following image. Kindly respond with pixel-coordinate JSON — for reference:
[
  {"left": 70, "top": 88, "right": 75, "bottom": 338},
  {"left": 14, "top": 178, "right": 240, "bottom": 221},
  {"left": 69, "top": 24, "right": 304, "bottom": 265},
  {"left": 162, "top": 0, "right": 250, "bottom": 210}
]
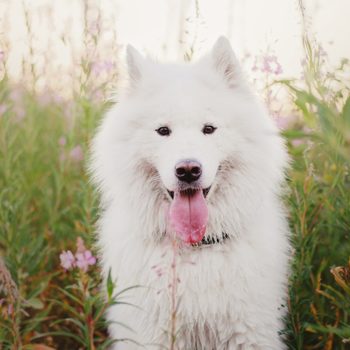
[{"left": 191, "top": 232, "right": 230, "bottom": 247}]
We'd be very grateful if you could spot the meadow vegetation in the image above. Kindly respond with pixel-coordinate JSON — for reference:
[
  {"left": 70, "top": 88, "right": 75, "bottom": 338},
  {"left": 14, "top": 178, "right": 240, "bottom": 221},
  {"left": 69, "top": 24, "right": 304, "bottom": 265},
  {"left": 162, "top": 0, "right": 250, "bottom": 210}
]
[{"left": 0, "top": 2, "right": 349, "bottom": 349}]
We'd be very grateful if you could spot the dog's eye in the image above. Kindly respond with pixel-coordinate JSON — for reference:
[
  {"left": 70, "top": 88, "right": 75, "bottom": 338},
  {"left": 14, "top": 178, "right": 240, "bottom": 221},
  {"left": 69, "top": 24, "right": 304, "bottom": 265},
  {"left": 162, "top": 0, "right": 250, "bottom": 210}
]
[
  {"left": 202, "top": 125, "right": 217, "bottom": 135},
  {"left": 156, "top": 126, "right": 171, "bottom": 136}
]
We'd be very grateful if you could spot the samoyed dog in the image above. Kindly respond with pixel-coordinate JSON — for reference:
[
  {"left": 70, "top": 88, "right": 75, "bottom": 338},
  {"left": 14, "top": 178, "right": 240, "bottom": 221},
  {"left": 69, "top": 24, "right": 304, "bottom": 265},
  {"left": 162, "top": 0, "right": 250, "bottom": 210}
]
[{"left": 90, "top": 37, "right": 290, "bottom": 349}]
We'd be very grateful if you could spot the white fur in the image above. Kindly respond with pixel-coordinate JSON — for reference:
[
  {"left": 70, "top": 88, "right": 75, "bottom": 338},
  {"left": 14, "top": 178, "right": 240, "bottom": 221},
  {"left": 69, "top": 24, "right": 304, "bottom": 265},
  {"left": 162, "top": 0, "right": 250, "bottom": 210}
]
[{"left": 90, "top": 37, "right": 290, "bottom": 349}]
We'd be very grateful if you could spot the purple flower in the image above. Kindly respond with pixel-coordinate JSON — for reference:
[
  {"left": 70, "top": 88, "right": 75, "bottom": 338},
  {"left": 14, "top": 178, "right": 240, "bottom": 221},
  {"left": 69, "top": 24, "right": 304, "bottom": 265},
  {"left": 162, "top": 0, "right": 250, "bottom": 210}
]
[
  {"left": 14, "top": 106, "right": 25, "bottom": 122},
  {"left": 76, "top": 236, "right": 86, "bottom": 254},
  {"left": 91, "top": 60, "right": 115, "bottom": 76},
  {"left": 58, "top": 136, "right": 66, "bottom": 147},
  {"left": 261, "top": 55, "right": 283, "bottom": 75},
  {"left": 303, "top": 126, "right": 313, "bottom": 134},
  {"left": 317, "top": 44, "right": 327, "bottom": 58},
  {"left": 7, "top": 304, "right": 13, "bottom": 315},
  {"left": 88, "top": 20, "right": 100, "bottom": 36},
  {"left": 9, "top": 89, "right": 23, "bottom": 103},
  {"left": 0, "top": 104, "right": 7, "bottom": 116},
  {"left": 69, "top": 145, "right": 84, "bottom": 162},
  {"left": 60, "top": 250, "right": 75, "bottom": 270},
  {"left": 274, "top": 115, "right": 296, "bottom": 130},
  {"left": 37, "top": 92, "right": 52, "bottom": 107},
  {"left": 53, "top": 94, "right": 64, "bottom": 104},
  {"left": 75, "top": 250, "right": 96, "bottom": 272},
  {"left": 291, "top": 139, "right": 304, "bottom": 147}
]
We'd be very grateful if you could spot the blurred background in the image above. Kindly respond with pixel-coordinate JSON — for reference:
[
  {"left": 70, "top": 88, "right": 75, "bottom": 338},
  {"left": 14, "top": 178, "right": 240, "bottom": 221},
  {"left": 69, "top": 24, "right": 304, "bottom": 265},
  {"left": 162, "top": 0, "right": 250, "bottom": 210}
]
[
  {"left": 0, "top": 1, "right": 349, "bottom": 349},
  {"left": 1, "top": 0, "right": 350, "bottom": 93}
]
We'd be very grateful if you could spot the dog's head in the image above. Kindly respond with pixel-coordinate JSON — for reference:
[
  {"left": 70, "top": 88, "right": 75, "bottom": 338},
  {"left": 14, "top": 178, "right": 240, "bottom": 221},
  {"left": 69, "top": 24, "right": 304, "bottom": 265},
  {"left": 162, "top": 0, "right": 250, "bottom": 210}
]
[{"left": 91, "top": 37, "right": 288, "bottom": 244}]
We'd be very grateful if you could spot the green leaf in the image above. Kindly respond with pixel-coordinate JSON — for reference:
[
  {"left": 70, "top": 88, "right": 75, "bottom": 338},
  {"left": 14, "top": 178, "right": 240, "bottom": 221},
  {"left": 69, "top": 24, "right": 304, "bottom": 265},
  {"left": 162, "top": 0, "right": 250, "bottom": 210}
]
[
  {"left": 56, "top": 286, "right": 83, "bottom": 306},
  {"left": 26, "top": 297, "right": 44, "bottom": 310},
  {"left": 305, "top": 323, "right": 350, "bottom": 339},
  {"left": 106, "top": 268, "right": 115, "bottom": 300},
  {"left": 114, "top": 285, "right": 142, "bottom": 298},
  {"left": 50, "top": 299, "right": 82, "bottom": 319},
  {"left": 342, "top": 96, "right": 350, "bottom": 125},
  {"left": 97, "top": 338, "right": 118, "bottom": 350},
  {"left": 50, "top": 317, "right": 86, "bottom": 332},
  {"left": 31, "top": 331, "right": 85, "bottom": 345}
]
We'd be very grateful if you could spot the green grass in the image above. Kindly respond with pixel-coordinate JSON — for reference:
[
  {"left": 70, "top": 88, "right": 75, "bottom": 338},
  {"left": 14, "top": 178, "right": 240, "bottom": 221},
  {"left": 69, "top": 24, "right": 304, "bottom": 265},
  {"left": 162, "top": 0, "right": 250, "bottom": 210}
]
[
  {"left": 279, "top": 41, "right": 350, "bottom": 348},
  {"left": 0, "top": 40, "right": 350, "bottom": 349},
  {"left": 0, "top": 78, "right": 112, "bottom": 348}
]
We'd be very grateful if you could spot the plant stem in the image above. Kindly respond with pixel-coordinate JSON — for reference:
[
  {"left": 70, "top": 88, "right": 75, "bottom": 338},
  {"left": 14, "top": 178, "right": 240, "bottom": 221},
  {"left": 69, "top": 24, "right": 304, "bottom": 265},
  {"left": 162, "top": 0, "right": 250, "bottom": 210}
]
[
  {"left": 169, "top": 239, "right": 178, "bottom": 350},
  {"left": 87, "top": 313, "right": 95, "bottom": 350}
]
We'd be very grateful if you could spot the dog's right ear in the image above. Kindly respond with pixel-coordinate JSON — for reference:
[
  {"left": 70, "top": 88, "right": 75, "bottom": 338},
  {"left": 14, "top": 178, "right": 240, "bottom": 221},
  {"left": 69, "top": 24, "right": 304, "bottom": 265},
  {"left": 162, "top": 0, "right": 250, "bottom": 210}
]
[
  {"left": 211, "top": 36, "right": 243, "bottom": 88},
  {"left": 126, "top": 45, "right": 144, "bottom": 84}
]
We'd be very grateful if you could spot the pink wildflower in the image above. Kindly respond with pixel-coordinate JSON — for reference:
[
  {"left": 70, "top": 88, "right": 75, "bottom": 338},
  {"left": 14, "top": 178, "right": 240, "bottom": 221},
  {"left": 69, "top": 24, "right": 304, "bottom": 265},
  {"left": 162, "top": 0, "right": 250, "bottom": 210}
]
[
  {"left": 7, "top": 304, "right": 13, "bottom": 315},
  {"left": 0, "top": 104, "right": 7, "bottom": 116},
  {"left": 75, "top": 250, "right": 96, "bottom": 272},
  {"left": 317, "top": 44, "right": 327, "bottom": 58},
  {"left": 9, "top": 89, "right": 23, "bottom": 103},
  {"left": 60, "top": 250, "right": 75, "bottom": 270},
  {"left": 0, "top": 51, "right": 5, "bottom": 63},
  {"left": 261, "top": 55, "right": 283, "bottom": 75},
  {"left": 303, "top": 126, "right": 313, "bottom": 134},
  {"left": 14, "top": 106, "right": 25, "bottom": 122},
  {"left": 91, "top": 60, "right": 114, "bottom": 76},
  {"left": 88, "top": 20, "right": 100, "bottom": 36},
  {"left": 37, "top": 92, "right": 52, "bottom": 107},
  {"left": 58, "top": 136, "right": 66, "bottom": 147},
  {"left": 275, "top": 117, "right": 289, "bottom": 130},
  {"left": 274, "top": 115, "right": 296, "bottom": 130},
  {"left": 53, "top": 94, "right": 64, "bottom": 104},
  {"left": 92, "top": 89, "right": 104, "bottom": 102},
  {"left": 291, "top": 139, "right": 304, "bottom": 147},
  {"left": 69, "top": 145, "right": 84, "bottom": 162},
  {"left": 76, "top": 236, "right": 86, "bottom": 254},
  {"left": 252, "top": 57, "right": 258, "bottom": 72}
]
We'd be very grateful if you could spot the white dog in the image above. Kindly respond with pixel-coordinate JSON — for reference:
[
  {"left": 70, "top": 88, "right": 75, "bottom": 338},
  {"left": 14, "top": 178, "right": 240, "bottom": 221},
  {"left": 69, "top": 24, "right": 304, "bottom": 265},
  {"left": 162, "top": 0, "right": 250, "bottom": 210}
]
[{"left": 90, "top": 37, "right": 290, "bottom": 349}]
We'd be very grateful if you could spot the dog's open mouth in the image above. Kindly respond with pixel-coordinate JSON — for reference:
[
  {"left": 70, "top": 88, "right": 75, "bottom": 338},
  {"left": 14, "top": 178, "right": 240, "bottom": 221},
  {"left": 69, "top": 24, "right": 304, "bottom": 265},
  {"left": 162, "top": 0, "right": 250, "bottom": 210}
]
[
  {"left": 167, "top": 187, "right": 211, "bottom": 200},
  {"left": 167, "top": 187, "right": 210, "bottom": 244}
]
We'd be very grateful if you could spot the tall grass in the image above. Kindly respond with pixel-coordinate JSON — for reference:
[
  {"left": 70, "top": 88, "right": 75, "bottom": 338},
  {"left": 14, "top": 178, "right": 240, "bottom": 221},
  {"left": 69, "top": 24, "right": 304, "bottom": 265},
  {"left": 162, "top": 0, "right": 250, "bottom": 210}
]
[
  {"left": 0, "top": 1, "right": 349, "bottom": 349},
  {"left": 279, "top": 3, "right": 350, "bottom": 348}
]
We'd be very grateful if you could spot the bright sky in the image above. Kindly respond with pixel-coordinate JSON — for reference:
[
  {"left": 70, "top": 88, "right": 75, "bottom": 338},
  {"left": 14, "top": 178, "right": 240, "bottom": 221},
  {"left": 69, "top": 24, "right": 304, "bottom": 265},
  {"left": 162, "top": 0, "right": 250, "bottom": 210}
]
[
  {"left": 114, "top": 0, "right": 350, "bottom": 76},
  {"left": 1, "top": 0, "right": 349, "bottom": 81}
]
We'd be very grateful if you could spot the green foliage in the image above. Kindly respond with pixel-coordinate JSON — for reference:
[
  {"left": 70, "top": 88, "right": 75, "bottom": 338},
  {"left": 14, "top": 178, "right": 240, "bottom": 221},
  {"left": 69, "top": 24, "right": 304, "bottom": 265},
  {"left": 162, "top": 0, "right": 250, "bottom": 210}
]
[
  {"left": 0, "top": 79, "right": 113, "bottom": 348},
  {"left": 278, "top": 39, "right": 350, "bottom": 349},
  {"left": 0, "top": 29, "right": 349, "bottom": 350}
]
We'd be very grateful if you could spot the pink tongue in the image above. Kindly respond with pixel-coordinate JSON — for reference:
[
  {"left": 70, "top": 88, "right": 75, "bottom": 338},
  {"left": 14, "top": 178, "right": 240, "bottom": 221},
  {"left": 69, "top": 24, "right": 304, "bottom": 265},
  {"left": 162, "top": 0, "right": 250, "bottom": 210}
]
[{"left": 168, "top": 190, "right": 208, "bottom": 244}]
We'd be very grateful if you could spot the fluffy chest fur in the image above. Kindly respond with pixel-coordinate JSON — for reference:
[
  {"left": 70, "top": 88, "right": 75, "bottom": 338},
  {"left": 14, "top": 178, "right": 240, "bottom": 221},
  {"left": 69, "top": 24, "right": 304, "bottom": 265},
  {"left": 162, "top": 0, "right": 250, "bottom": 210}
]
[{"left": 98, "top": 196, "right": 289, "bottom": 349}]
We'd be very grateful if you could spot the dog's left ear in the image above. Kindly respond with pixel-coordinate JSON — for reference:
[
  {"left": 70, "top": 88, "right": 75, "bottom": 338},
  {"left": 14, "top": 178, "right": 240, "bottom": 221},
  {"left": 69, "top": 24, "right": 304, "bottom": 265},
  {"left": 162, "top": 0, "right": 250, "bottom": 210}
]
[
  {"left": 211, "top": 36, "right": 242, "bottom": 87},
  {"left": 126, "top": 45, "right": 145, "bottom": 84}
]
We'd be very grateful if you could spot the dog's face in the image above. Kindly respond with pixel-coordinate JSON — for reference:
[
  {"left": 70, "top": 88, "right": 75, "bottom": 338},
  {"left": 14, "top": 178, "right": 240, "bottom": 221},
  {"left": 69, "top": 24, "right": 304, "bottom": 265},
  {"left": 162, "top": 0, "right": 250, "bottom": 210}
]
[
  {"left": 91, "top": 37, "right": 286, "bottom": 243},
  {"left": 123, "top": 38, "right": 269, "bottom": 243},
  {"left": 140, "top": 83, "right": 229, "bottom": 196},
  {"left": 134, "top": 84, "right": 236, "bottom": 243}
]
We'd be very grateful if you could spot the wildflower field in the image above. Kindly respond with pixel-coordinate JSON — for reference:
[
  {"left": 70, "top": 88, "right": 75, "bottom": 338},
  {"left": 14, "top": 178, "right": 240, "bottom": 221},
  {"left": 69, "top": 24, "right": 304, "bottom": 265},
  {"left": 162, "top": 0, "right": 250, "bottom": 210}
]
[{"left": 0, "top": 1, "right": 349, "bottom": 349}]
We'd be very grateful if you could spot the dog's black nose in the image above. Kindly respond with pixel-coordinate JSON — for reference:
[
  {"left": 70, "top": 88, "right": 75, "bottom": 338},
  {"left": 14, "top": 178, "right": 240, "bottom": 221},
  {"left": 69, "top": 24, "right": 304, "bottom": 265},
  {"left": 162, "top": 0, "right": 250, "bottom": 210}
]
[{"left": 175, "top": 160, "right": 202, "bottom": 183}]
